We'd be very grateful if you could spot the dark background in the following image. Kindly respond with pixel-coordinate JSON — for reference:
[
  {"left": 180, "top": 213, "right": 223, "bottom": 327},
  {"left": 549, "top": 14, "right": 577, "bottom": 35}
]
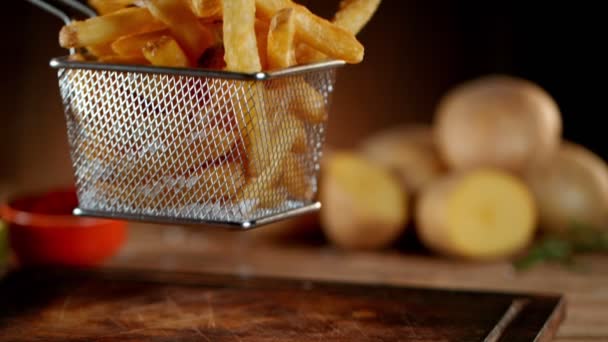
[{"left": 0, "top": 0, "right": 604, "bottom": 190}]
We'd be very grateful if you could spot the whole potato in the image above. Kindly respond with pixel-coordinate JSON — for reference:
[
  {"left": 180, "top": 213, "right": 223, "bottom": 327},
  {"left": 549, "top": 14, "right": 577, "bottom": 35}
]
[
  {"left": 435, "top": 75, "right": 562, "bottom": 172},
  {"left": 525, "top": 142, "right": 608, "bottom": 232}
]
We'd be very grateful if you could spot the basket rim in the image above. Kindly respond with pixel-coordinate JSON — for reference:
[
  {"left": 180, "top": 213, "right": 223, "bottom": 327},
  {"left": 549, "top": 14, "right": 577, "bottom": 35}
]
[
  {"left": 50, "top": 56, "right": 345, "bottom": 80},
  {"left": 72, "top": 202, "right": 321, "bottom": 229}
]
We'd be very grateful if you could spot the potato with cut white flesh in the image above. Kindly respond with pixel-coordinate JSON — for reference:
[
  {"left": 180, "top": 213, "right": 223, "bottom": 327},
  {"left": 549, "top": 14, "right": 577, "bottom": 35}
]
[
  {"left": 525, "top": 142, "right": 608, "bottom": 233},
  {"left": 320, "top": 152, "right": 408, "bottom": 250},
  {"left": 415, "top": 169, "right": 536, "bottom": 260},
  {"left": 435, "top": 75, "right": 562, "bottom": 172},
  {"left": 360, "top": 124, "right": 445, "bottom": 193}
]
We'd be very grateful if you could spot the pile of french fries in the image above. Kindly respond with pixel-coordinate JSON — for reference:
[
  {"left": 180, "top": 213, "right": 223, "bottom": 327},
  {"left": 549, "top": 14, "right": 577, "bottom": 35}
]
[
  {"left": 60, "top": 0, "right": 381, "bottom": 71},
  {"left": 61, "top": 0, "right": 381, "bottom": 214}
]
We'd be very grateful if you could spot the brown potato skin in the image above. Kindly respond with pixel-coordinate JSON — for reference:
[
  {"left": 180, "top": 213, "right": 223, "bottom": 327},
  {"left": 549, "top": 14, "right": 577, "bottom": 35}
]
[
  {"left": 319, "top": 153, "right": 408, "bottom": 250},
  {"left": 435, "top": 75, "right": 562, "bottom": 172},
  {"left": 360, "top": 124, "right": 446, "bottom": 194},
  {"left": 525, "top": 142, "right": 608, "bottom": 232}
]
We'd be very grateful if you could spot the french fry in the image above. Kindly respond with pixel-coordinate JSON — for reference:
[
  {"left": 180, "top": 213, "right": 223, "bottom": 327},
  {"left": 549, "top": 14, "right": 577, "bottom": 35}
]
[
  {"left": 333, "top": 0, "right": 382, "bottom": 35},
  {"left": 266, "top": 8, "right": 297, "bottom": 70},
  {"left": 204, "top": 20, "right": 224, "bottom": 42},
  {"left": 144, "top": 0, "right": 216, "bottom": 62},
  {"left": 68, "top": 53, "right": 88, "bottom": 61},
  {"left": 255, "top": 19, "right": 270, "bottom": 70},
  {"left": 86, "top": 43, "right": 116, "bottom": 57},
  {"left": 88, "top": 0, "right": 139, "bottom": 15},
  {"left": 281, "top": 152, "right": 313, "bottom": 200},
  {"left": 184, "top": 162, "right": 247, "bottom": 202},
  {"left": 111, "top": 29, "right": 169, "bottom": 56},
  {"left": 255, "top": 0, "right": 364, "bottom": 63},
  {"left": 188, "top": 0, "right": 222, "bottom": 18},
  {"left": 291, "top": 118, "right": 308, "bottom": 153},
  {"left": 238, "top": 114, "right": 299, "bottom": 208},
  {"left": 171, "top": 126, "right": 240, "bottom": 165},
  {"left": 296, "top": 0, "right": 380, "bottom": 64},
  {"left": 238, "top": 83, "right": 271, "bottom": 177},
  {"left": 142, "top": 35, "right": 190, "bottom": 67},
  {"left": 223, "top": 0, "right": 261, "bottom": 72},
  {"left": 59, "top": 7, "right": 164, "bottom": 48},
  {"left": 292, "top": 79, "right": 327, "bottom": 124},
  {"left": 294, "top": 44, "right": 322, "bottom": 64},
  {"left": 98, "top": 54, "right": 149, "bottom": 64}
]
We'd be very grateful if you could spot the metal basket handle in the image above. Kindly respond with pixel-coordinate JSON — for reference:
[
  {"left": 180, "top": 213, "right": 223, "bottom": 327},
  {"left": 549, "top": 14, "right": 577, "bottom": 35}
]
[
  {"left": 26, "top": 0, "right": 96, "bottom": 24},
  {"left": 26, "top": 0, "right": 96, "bottom": 54}
]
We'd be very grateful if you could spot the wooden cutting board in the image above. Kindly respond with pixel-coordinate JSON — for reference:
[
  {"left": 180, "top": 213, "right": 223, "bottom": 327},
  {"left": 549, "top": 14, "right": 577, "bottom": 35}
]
[{"left": 0, "top": 267, "right": 564, "bottom": 341}]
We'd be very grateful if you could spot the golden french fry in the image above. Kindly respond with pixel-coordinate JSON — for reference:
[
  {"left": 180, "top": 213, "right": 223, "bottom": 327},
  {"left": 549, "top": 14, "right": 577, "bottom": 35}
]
[
  {"left": 100, "top": 155, "right": 246, "bottom": 208},
  {"left": 296, "top": 0, "right": 380, "bottom": 64},
  {"left": 194, "top": 127, "right": 240, "bottom": 162},
  {"left": 266, "top": 8, "right": 297, "bottom": 70},
  {"left": 98, "top": 54, "right": 149, "bottom": 64},
  {"left": 292, "top": 79, "right": 327, "bottom": 124},
  {"left": 170, "top": 125, "right": 240, "bottom": 165},
  {"left": 260, "top": 186, "right": 289, "bottom": 209},
  {"left": 142, "top": 35, "right": 190, "bottom": 67},
  {"left": 204, "top": 20, "right": 224, "bottom": 42},
  {"left": 281, "top": 152, "right": 313, "bottom": 200},
  {"left": 238, "top": 83, "right": 270, "bottom": 177},
  {"left": 291, "top": 118, "right": 307, "bottom": 153},
  {"left": 333, "top": 0, "right": 382, "bottom": 35},
  {"left": 86, "top": 43, "right": 116, "bottom": 57},
  {"left": 255, "top": 0, "right": 364, "bottom": 64},
  {"left": 88, "top": 0, "right": 139, "bottom": 15},
  {"left": 223, "top": 0, "right": 262, "bottom": 72},
  {"left": 188, "top": 0, "right": 222, "bottom": 18},
  {"left": 59, "top": 7, "right": 164, "bottom": 48},
  {"left": 68, "top": 53, "right": 88, "bottom": 61},
  {"left": 238, "top": 113, "right": 300, "bottom": 208},
  {"left": 295, "top": 44, "right": 324, "bottom": 65},
  {"left": 184, "top": 162, "right": 247, "bottom": 202},
  {"left": 255, "top": 19, "right": 270, "bottom": 70},
  {"left": 144, "top": 0, "right": 216, "bottom": 62},
  {"left": 81, "top": 135, "right": 119, "bottom": 164},
  {"left": 111, "top": 29, "right": 168, "bottom": 56}
]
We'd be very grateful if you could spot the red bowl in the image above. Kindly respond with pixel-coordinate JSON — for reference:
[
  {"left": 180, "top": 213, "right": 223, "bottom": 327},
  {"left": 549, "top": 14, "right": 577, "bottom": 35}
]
[{"left": 0, "top": 188, "right": 127, "bottom": 266}]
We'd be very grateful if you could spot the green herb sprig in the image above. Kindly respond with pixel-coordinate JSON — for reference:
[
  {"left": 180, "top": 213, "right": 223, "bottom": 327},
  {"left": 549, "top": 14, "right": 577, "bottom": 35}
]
[{"left": 514, "top": 223, "right": 608, "bottom": 271}]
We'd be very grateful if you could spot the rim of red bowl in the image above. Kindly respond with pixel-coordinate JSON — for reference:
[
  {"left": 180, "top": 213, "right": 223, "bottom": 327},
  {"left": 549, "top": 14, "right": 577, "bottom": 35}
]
[{"left": 0, "top": 193, "right": 124, "bottom": 229}]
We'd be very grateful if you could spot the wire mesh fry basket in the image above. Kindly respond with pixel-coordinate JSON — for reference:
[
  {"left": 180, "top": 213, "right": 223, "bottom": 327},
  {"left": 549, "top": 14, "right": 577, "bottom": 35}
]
[{"left": 51, "top": 58, "right": 343, "bottom": 228}]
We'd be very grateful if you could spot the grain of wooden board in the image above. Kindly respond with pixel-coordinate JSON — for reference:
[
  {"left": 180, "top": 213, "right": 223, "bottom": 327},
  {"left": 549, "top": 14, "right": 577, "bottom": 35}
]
[
  {"left": 107, "top": 224, "right": 608, "bottom": 341},
  {"left": 0, "top": 266, "right": 563, "bottom": 341},
  {"left": 1, "top": 218, "right": 607, "bottom": 341}
]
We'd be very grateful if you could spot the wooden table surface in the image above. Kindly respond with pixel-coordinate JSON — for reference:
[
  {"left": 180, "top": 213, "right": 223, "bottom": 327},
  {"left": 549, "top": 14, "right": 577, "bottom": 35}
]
[{"left": 99, "top": 222, "right": 608, "bottom": 342}]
